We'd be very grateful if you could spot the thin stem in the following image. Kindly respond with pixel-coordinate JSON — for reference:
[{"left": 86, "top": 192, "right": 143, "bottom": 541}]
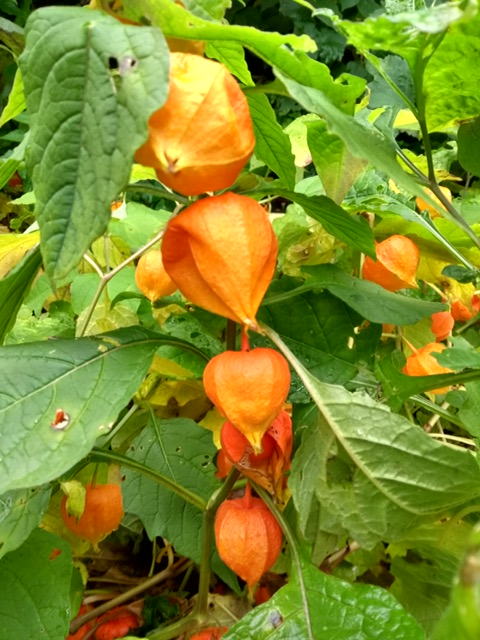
[
  {"left": 195, "top": 469, "right": 240, "bottom": 617},
  {"left": 77, "top": 228, "right": 166, "bottom": 337},
  {"left": 70, "top": 558, "right": 190, "bottom": 634},
  {"left": 83, "top": 253, "right": 104, "bottom": 278},
  {"left": 98, "top": 403, "right": 139, "bottom": 446},
  {"left": 125, "top": 183, "right": 189, "bottom": 205},
  {"left": 411, "top": 395, "right": 465, "bottom": 429},
  {"left": 88, "top": 448, "right": 206, "bottom": 511},
  {"left": 148, "top": 613, "right": 200, "bottom": 640},
  {"left": 254, "top": 485, "right": 314, "bottom": 640}
]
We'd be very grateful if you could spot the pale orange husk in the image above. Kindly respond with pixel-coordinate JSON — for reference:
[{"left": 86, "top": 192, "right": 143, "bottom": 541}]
[
  {"left": 416, "top": 186, "right": 452, "bottom": 219},
  {"left": 162, "top": 192, "right": 278, "bottom": 328},
  {"left": 402, "top": 343, "right": 452, "bottom": 394},
  {"left": 135, "top": 53, "right": 255, "bottom": 196},
  {"left": 431, "top": 311, "right": 454, "bottom": 342},
  {"left": 135, "top": 251, "right": 177, "bottom": 302},
  {"left": 203, "top": 348, "right": 291, "bottom": 452},
  {"left": 214, "top": 492, "right": 282, "bottom": 588},
  {"left": 451, "top": 299, "right": 473, "bottom": 322},
  {"left": 362, "top": 235, "right": 420, "bottom": 292}
]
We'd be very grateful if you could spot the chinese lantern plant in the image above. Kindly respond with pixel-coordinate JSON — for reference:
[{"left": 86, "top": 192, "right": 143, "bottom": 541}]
[
  {"left": 362, "top": 235, "right": 420, "bottom": 292},
  {"left": 61, "top": 481, "right": 124, "bottom": 547},
  {"left": 135, "top": 250, "right": 177, "bottom": 302},
  {"left": 135, "top": 53, "right": 255, "bottom": 196}
]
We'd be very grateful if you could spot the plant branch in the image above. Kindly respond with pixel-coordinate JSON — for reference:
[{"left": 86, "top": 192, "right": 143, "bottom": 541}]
[
  {"left": 254, "top": 484, "right": 314, "bottom": 640},
  {"left": 195, "top": 468, "right": 241, "bottom": 617},
  {"left": 88, "top": 448, "right": 206, "bottom": 511},
  {"left": 70, "top": 558, "right": 190, "bottom": 634},
  {"left": 125, "top": 182, "right": 190, "bottom": 205}
]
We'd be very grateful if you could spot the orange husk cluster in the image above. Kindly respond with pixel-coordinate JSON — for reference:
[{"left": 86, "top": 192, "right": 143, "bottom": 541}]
[
  {"left": 431, "top": 311, "right": 454, "bottom": 342},
  {"left": 402, "top": 343, "right": 453, "bottom": 394},
  {"left": 220, "top": 410, "right": 292, "bottom": 500},
  {"left": 203, "top": 347, "right": 291, "bottom": 453},
  {"left": 162, "top": 192, "right": 278, "bottom": 330},
  {"left": 214, "top": 485, "right": 283, "bottom": 589},
  {"left": 135, "top": 53, "right": 255, "bottom": 196},
  {"left": 135, "top": 250, "right": 177, "bottom": 302},
  {"left": 362, "top": 235, "right": 420, "bottom": 292}
]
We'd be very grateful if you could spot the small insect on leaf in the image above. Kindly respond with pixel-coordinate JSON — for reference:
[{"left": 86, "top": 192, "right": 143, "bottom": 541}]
[{"left": 50, "top": 409, "right": 71, "bottom": 431}]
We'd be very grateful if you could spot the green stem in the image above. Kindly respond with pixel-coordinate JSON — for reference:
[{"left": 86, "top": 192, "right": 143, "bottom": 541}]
[
  {"left": 148, "top": 613, "right": 200, "bottom": 640},
  {"left": 195, "top": 469, "right": 240, "bottom": 617},
  {"left": 125, "top": 183, "right": 190, "bottom": 205},
  {"left": 254, "top": 485, "right": 314, "bottom": 640},
  {"left": 88, "top": 448, "right": 206, "bottom": 511}
]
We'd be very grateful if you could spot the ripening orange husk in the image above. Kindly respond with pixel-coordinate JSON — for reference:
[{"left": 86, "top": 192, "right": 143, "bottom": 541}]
[
  {"left": 203, "top": 348, "right": 291, "bottom": 453},
  {"left": 214, "top": 490, "right": 283, "bottom": 588},
  {"left": 402, "top": 343, "right": 453, "bottom": 394},
  {"left": 451, "top": 299, "right": 473, "bottom": 322},
  {"left": 162, "top": 192, "right": 278, "bottom": 328},
  {"left": 416, "top": 186, "right": 452, "bottom": 219},
  {"left": 431, "top": 311, "right": 454, "bottom": 342},
  {"left": 135, "top": 251, "right": 177, "bottom": 302},
  {"left": 362, "top": 235, "right": 420, "bottom": 292},
  {"left": 135, "top": 53, "right": 255, "bottom": 196}
]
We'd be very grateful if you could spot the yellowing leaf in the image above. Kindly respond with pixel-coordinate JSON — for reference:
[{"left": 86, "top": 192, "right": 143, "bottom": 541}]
[
  {"left": 0, "top": 232, "right": 40, "bottom": 279},
  {"left": 149, "top": 380, "right": 211, "bottom": 421},
  {"left": 199, "top": 407, "right": 225, "bottom": 449},
  {"left": 150, "top": 354, "right": 194, "bottom": 379}
]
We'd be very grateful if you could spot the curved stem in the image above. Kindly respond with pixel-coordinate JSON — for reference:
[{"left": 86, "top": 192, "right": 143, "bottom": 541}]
[
  {"left": 195, "top": 469, "right": 241, "bottom": 617},
  {"left": 88, "top": 448, "right": 206, "bottom": 511},
  {"left": 125, "top": 183, "right": 189, "bottom": 205},
  {"left": 254, "top": 484, "right": 314, "bottom": 640},
  {"left": 70, "top": 558, "right": 191, "bottom": 634}
]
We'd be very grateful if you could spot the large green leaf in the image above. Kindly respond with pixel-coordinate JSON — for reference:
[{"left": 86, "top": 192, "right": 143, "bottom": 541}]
[
  {"left": 274, "top": 70, "right": 426, "bottom": 200},
  {"left": 457, "top": 117, "right": 480, "bottom": 177},
  {"left": 0, "top": 486, "right": 51, "bottom": 560},
  {"left": 267, "top": 327, "right": 480, "bottom": 517},
  {"left": 122, "top": 417, "right": 238, "bottom": 589},
  {"left": 259, "top": 289, "right": 376, "bottom": 391},
  {"left": 263, "top": 265, "right": 447, "bottom": 325},
  {"left": 0, "top": 245, "right": 42, "bottom": 345},
  {"left": 0, "top": 327, "right": 201, "bottom": 494},
  {"left": 19, "top": 7, "right": 169, "bottom": 281},
  {"left": 225, "top": 561, "right": 424, "bottom": 640},
  {"left": 0, "top": 529, "right": 72, "bottom": 639},
  {"left": 247, "top": 94, "right": 296, "bottom": 190},
  {"left": 205, "top": 40, "right": 253, "bottom": 85},
  {"left": 182, "top": 0, "right": 231, "bottom": 21},
  {"left": 122, "top": 0, "right": 365, "bottom": 112}
]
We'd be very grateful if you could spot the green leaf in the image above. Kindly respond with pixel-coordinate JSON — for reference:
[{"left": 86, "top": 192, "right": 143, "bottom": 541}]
[
  {"left": 435, "top": 348, "right": 480, "bottom": 370},
  {"left": 247, "top": 94, "right": 296, "bottom": 189},
  {"left": 123, "top": 0, "right": 365, "bottom": 112},
  {"left": 259, "top": 187, "right": 375, "bottom": 258},
  {"left": 259, "top": 289, "right": 372, "bottom": 389},
  {"left": 0, "top": 133, "right": 28, "bottom": 190},
  {"left": 264, "top": 264, "right": 447, "bottom": 325},
  {"left": 0, "top": 245, "right": 42, "bottom": 345},
  {"left": 0, "top": 16, "right": 25, "bottom": 56},
  {"left": 0, "top": 486, "right": 51, "bottom": 560},
  {"left": 0, "top": 327, "right": 198, "bottom": 494},
  {"left": 205, "top": 40, "right": 253, "bottom": 85},
  {"left": 0, "top": 68, "right": 25, "bottom": 128},
  {"left": 19, "top": 7, "right": 170, "bottom": 281},
  {"left": 423, "top": 14, "right": 480, "bottom": 131},
  {"left": 458, "top": 381, "right": 480, "bottom": 438},
  {"left": 457, "top": 117, "right": 480, "bottom": 177},
  {"left": 122, "top": 416, "right": 238, "bottom": 589},
  {"left": 0, "top": 529, "right": 72, "bottom": 638},
  {"left": 266, "top": 326, "right": 480, "bottom": 516},
  {"left": 274, "top": 69, "right": 427, "bottom": 201},
  {"left": 225, "top": 561, "right": 425, "bottom": 639},
  {"left": 306, "top": 119, "right": 367, "bottom": 204},
  {"left": 182, "top": 0, "right": 231, "bottom": 21}
]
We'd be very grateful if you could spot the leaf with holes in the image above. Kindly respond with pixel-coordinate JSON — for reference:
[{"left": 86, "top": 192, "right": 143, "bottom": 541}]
[{"left": 19, "top": 6, "right": 169, "bottom": 281}]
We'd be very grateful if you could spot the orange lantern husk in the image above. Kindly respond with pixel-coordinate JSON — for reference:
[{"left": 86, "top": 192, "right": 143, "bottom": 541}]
[
  {"left": 451, "top": 299, "right": 473, "bottom": 322},
  {"left": 362, "top": 235, "right": 420, "bottom": 292},
  {"left": 135, "top": 250, "right": 177, "bottom": 302},
  {"left": 203, "top": 348, "right": 291, "bottom": 453},
  {"left": 135, "top": 53, "right": 255, "bottom": 196},
  {"left": 214, "top": 486, "right": 283, "bottom": 589},
  {"left": 162, "top": 192, "right": 278, "bottom": 329},
  {"left": 221, "top": 411, "right": 292, "bottom": 500},
  {"left": 402, "top": 343, "right": 453, "bottom": 394},
  {"left": 431, "top": 311, "right": 454, "bottom": 342}
]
